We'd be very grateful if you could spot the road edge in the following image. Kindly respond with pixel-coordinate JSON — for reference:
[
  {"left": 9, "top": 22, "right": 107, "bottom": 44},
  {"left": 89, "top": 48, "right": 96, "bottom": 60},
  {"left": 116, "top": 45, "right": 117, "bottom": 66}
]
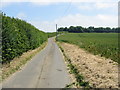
[
  {"left": 57, "top": 42, "right": 92, "bottom": 88},
  {"left": 1, "top": 41, "right": 48, "bottom": 83}
]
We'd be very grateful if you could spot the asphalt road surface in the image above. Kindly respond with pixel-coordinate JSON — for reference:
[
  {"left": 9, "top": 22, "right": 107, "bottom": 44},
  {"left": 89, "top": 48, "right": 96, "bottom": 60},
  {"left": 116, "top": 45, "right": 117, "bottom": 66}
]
[{"left": 2, "top": 37, "right": 70, "bottom": 88}]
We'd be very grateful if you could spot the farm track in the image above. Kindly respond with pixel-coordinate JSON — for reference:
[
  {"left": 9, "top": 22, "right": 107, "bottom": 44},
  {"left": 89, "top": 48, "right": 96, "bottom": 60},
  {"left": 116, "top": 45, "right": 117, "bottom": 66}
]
[{"left": 2, "top": 38, "right": 70, "bottom": 88}]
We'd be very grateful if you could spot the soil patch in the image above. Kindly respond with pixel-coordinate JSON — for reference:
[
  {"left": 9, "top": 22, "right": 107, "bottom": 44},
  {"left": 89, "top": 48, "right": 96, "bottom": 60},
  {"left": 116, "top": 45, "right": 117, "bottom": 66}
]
[{"left": 60, "top": 42, "right": 118, "bottom": 88}]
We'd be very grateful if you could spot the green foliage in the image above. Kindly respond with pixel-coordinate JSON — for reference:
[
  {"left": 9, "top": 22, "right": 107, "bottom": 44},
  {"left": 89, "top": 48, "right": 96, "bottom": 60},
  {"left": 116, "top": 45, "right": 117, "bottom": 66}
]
[
  {"left": 47, "top": 32, "right": 56, "bottom": 38},
  {"left": 67, "top": 63, "right": 90, "bottom": 88},
  {"left": 47, "top": 31, "right": 67, "bottom": 38},
  {"left": 1, "top": 13, "right": 47, "bottom": 63},
  {"left": 58, "top": 33, "right": 119, "bottom": 63},
  {"left": 58, "top": 26, "right": 119, "bottom": 33}
]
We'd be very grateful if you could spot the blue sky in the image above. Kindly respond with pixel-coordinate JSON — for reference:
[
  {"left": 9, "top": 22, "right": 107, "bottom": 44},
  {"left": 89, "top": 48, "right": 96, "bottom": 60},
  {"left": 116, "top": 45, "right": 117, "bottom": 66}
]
[{"left": 1, "top": 0, "right": 118, "bottom": 32}]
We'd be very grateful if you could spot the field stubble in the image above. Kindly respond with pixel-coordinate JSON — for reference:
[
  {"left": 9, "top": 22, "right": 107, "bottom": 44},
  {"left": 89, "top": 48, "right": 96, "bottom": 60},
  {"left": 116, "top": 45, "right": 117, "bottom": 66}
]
[{"left": 60, "top": 42, "right": 118, "bottom": 88}]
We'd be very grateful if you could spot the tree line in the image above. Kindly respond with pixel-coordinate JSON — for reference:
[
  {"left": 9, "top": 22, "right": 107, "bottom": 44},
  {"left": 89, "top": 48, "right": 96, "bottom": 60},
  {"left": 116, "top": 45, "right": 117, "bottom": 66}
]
[
  {"left": 47, "top": 32, "right": 56, "bottom": 38},
  {"left": 1, "top": 13, "right": 47, "bottom": 64},
  {"left": 58, "top": 26, "right": 119, "bottom": 33}
]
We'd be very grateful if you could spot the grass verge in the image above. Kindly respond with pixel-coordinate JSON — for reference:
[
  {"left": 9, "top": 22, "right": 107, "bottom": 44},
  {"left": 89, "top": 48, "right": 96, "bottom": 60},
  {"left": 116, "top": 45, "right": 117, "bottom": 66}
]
[
  {"left": 57, "top": 33, "right": 119, "bottom": 63},
  {"left": 57, "top": 42, "right": 92, "bottom": 89},
  {"left": 0, "top": 42, "right": 47, "bottom": 83}
]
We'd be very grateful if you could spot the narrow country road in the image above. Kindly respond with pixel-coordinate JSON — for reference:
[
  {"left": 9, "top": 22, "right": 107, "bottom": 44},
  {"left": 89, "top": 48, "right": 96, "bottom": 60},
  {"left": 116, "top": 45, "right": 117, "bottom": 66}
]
[{"left": 2, "top": 37, "right": 70, "bottom": 88}]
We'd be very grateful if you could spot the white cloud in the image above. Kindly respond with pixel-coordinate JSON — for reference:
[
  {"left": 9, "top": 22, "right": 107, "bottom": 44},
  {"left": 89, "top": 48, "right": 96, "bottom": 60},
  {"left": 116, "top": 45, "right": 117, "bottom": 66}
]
[
  {"left": 1, "top": 2, "right": 12, "bottom": 8},
  {"left": 1, "top": 0, "right": 118, "bottom": 2},
  {"left": 30, "top": 2, "right": 59, "bottom": 6},
  {"left": 29, "top": 20, "right": 56, "bottom": 32},
  {"left": 16, "top": 12, "right": 27, "bottom": 19},
  {"left": 95, "top": 2, "right": 117, "bottom": 9},
  {"left": 78, "top": 2, "right": 117, "bottom": 10},
  {"left": 29, "top": 14, "right": 117, "bottom": 32},
  {"left": 1, "top": 0, "right": 118, "bottom": 8},
  {"left": 78, "top": 5, "right": 93, "bottom": 10},
  {"left": 56, "top": 14, "right": 117, "bottom": 27}
]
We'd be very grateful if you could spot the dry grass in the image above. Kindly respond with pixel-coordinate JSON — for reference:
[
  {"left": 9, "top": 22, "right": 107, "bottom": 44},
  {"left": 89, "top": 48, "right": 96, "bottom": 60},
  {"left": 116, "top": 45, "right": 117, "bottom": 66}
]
[
  {"left": 58, "top": 42, "right": 90, "bottom": 88},
  {"left": 59, "top": 42, "right": 118, "bottom": 88},
  {"left": 0, "top": 42, "right": 47, "bottom": 82}
]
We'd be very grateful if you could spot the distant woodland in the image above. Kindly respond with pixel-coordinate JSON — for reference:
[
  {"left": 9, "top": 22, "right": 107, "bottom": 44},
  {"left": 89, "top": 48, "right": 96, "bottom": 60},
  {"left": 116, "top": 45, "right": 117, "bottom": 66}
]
[{"left": 58, "top": 26, "right": 119, "bottom": 33}]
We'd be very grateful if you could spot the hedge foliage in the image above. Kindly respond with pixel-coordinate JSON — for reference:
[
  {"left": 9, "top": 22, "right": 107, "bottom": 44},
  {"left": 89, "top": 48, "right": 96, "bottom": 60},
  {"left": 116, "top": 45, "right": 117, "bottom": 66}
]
[
  {"left": 47, "top": 32, "right": 56, "bottom": 38},
  {"left": 1, "top": 13, "right": 47, "bottom": 63}
]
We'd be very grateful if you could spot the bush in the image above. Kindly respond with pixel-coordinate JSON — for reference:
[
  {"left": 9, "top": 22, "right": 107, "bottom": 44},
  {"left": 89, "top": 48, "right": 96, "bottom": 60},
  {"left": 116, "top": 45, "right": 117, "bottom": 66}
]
[{"left": 1, "top": 13, "right": 47, "bottom": 63}]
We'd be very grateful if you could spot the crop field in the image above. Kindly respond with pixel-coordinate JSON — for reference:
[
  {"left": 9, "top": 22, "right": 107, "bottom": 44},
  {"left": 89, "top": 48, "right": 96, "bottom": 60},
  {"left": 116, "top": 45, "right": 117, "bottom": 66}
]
[{"left": 57, "top": 33, "right": 119, "bottom": 63}]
